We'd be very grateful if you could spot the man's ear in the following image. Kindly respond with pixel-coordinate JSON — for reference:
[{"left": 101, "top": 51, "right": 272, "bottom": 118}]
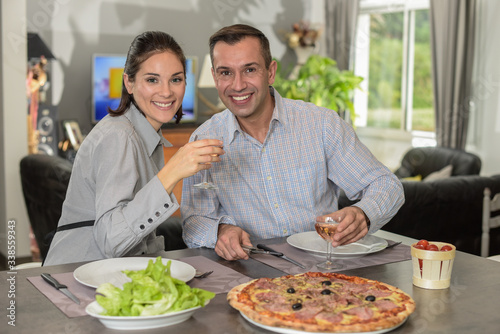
[{"left": 268, "top": 60, "right": 277, "bottom": 85}]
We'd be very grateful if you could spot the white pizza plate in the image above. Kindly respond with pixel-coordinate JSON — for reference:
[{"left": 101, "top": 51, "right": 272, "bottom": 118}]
[
  {"left": 86, "top": 300, "right": 206, "bottom": 330},
  {"left": 74, "top": 257, "right": 195, "bottom": 288},
  {"left": 287, "top": 231, "right": 388, "bottom": 258},
  {"left": 241, "top": 313, "right": 407, "bottom": 334}
]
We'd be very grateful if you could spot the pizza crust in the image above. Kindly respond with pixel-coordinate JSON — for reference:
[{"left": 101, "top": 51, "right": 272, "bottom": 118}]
[{"left": 227, "top": 272, "right": 415, "bottom": 333}]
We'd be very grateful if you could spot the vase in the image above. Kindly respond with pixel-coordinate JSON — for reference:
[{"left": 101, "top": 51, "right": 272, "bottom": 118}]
[{"left": 289, "top": 46, "right": 316, "bottom": 79}]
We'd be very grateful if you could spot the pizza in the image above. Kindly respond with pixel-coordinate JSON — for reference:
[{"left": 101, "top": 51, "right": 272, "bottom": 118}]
[{"left": 227, "top": 272, "right": 415, "bottom": 333}]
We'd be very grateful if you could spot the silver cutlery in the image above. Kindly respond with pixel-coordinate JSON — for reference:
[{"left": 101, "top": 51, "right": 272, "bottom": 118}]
[
  {"left": 256, "top": 244, "right": 306, "bottom": 269},
  {"left": 385, "top": 241, "right": 402, "bottom": 249},
  {"left": 41, "top": 273, "right": 80, "bottom": 304},
  {"left": 242, "top": 245, "right": 283, "bottom": 256},
  {"left": 194, "top": 270, "right": 213, "bottom": 279}
]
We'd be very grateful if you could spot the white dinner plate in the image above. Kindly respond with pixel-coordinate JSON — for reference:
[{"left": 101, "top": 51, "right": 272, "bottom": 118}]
[
  {"left": 241, "top": 313, "right": 406, "bottom": 334},
  {"left": 287, "top": 231, "right": 388, "bottom": 258},
  {"left": 74, "top": 257, "right": 196, "bottom": 288},
  {"left": 86, "top": 300, "right": 205, "bottom": 330}
]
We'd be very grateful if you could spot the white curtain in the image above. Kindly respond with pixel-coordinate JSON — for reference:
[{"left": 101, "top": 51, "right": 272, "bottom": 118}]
[
  {"left": 324, "top": 0, "right": 359, "bottom": 71},
  {"left": 470, "top": 0, "right": 500, "bottom": 174},
  {"left": 429, "top": 0, "right": 477, "bottom": 149}
]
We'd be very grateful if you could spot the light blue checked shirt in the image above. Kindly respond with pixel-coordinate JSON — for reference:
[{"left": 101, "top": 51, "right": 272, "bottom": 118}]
[{"left": 181, "top": 88, "right": 404, "bottom": 248}]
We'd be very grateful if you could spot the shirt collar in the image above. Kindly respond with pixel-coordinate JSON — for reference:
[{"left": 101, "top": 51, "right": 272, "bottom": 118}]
[
  {"left": 124, "top": 105, "right": 171, "bottom": 157},
  {"left": 226, "top": 86, "right": 288, "bottom": 144}
]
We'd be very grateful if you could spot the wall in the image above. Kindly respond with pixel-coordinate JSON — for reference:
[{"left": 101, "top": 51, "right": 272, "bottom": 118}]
[{"left": 0, "top": 1, "right": 30, "bottom": 259}]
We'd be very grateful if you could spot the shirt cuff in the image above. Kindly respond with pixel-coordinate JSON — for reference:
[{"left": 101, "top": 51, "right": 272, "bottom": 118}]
[{"left": 123, "top": 176, "right": 179, "bottom": 236}]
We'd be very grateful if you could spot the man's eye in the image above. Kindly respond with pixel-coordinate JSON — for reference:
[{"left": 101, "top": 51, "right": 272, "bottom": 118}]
[
  {"left": 246, "top": 68, "right": 255, "bottom": 73},
  {"left": 220, "top": 71, "right": 231, "bottom": 76}
]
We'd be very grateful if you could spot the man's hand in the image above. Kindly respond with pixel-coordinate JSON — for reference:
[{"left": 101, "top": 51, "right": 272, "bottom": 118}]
[
  {"left": 316, "top": 206, "right": 370, "bottom": 247},
  {"left": 215, "top": 224, "right": 252, "bottom": 260}
]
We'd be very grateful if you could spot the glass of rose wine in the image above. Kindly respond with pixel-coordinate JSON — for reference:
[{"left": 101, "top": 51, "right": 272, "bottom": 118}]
[
  {"left": 193, "top": 134, "right": 223, "bottom": 190},
  {"left": 315, "top": 217, "right": 345, "bottom": 270}
]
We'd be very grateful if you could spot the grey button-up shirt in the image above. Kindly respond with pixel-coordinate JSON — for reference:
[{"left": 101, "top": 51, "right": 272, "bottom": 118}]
[{"left": 44, "top": 106, "right": 179, "bottom": 265}]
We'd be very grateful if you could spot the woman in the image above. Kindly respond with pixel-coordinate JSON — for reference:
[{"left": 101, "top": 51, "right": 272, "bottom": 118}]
[{"left": 44, "top": 31, "right": 224, "bottom": 265}]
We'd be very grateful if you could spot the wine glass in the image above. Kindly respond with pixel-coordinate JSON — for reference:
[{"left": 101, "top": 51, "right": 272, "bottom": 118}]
[
  {"left": 193, "top": 134, "right": 223, "bottom": 190},
  {"left": 315, "top": 217, "right": 345, "bottom": 270}
]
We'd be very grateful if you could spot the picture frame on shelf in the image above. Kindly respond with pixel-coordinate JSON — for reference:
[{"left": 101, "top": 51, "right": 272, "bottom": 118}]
[{"left": 61, "top": 120, "right": 83, "bottom": 151}]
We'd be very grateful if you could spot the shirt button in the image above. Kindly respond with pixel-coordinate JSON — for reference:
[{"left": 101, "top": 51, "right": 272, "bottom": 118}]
[
  {"left": 274, "top": 203, "right": 279, "bottom": 208},
  {"left": 164, "top": 203, "right": 169, "bottom": 209},
  {"left": 262, "top": 148, "right": 266, "bottom": 153},
  {"left": 267, "top": 176, "right": 272, "bottom": 181},
  {"left": 155, "top": 211, "right": 160, "bottom": 217},
  {"left": 148, "top": 218, "right": 153, "bottom": 223},
  {"left": 140, "top": 224, "right": 145, "bottom": 230},
  {"left": 283, "top": 228, "right": 288, "bottom": 234}
]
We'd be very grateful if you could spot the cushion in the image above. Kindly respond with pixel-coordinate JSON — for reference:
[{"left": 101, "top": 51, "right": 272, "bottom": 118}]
[
  {"left": 402, "top": 175, "right": 422, "bottom": 182},
  {"left": 423, "top": 164, "right": 453, "bottom": 182}
]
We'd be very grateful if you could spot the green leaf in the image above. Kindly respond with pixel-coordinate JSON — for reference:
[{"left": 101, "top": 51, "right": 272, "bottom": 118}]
[
  {"left": 95, "top": 256, "right": 215, "bottom": 317},
  {"left": 273, "top": 55, "right": 363, "bottom": 118}
]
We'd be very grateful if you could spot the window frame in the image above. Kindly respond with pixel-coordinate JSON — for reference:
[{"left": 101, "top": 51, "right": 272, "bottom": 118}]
[{"left": 354, "top": 0, "right": 432, "bottom": 139}]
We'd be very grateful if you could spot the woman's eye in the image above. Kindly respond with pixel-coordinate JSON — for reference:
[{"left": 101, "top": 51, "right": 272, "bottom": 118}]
[
  {"left": 146, "top": 77, "right": 158, "bottom": 83},
  {"left": 172, "top": 77, "right": 184, "bottom": 83}
]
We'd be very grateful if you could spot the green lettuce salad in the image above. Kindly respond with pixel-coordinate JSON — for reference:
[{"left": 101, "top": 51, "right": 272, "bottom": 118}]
[{"left": 95, "top": 256, "right": 215, "bottom": 316}]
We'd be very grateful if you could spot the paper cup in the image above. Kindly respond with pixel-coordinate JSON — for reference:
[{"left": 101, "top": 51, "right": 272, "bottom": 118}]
[{"left": 411, "top": 242, "right": 456, "bottom": 289}]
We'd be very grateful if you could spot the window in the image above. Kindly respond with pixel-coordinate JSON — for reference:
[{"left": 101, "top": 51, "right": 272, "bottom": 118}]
[{"left": 354, "top": 0, "right": 434, "bottom": 133}]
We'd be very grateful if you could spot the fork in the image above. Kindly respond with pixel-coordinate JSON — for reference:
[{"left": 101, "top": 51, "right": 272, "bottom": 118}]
[{"left": 195, "top": 270, "right": 213, "bottom": 279}]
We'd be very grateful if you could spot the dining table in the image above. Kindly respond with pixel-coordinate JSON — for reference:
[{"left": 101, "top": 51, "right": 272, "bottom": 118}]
[{"left": 2, "top": 230, "right": 500, "bottom": 334}]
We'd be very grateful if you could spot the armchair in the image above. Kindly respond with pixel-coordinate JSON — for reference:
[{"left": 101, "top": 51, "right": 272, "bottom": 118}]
[
  {"left": 20, "top": 154, "right": 72, "bottom": 260},
  {"left": 394, "top": 146, "right": 481, "bottom": 179}
]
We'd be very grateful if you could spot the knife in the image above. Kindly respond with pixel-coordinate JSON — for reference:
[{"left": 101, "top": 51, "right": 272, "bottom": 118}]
[
  {"left": 41, "top": 273, "right": 80, "bottom": 305},
  {"left": 242, "top": 245, "right": 284, "bottom": 256},
  {"left": 257, "top": 244, "right": 306, "bottom": 269}
]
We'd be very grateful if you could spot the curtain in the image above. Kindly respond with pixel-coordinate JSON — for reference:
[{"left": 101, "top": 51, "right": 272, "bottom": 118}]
[
  {"left": 429, "top": 0, "right": 477, "bottom": 149},
  {"left": 324, "top": 0, "right": 359, "bottom": 71}
]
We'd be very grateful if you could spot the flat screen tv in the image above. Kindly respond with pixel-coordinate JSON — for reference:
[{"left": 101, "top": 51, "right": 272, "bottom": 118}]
[{"left": 91, "top": 54, "right": 197, "bottom": 124}]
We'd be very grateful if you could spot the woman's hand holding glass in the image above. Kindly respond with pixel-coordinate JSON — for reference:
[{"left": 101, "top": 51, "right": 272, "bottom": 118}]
[{"left": 157, "top": 136, "right": 224, "bottom": 194}]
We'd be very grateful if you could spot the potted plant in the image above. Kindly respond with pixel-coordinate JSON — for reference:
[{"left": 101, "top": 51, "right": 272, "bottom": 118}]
[{"left": 273, "top": 55, "right": 363, "bottom": 120}]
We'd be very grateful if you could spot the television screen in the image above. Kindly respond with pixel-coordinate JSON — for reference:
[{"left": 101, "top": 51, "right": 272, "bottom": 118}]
[{"left": 92, "top": 54, "right": 197, "bottom": 124}]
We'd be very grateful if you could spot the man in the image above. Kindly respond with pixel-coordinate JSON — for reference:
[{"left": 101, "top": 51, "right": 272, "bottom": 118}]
[{"left": 181, "top": 24, "right": 404, "bottom": 261}]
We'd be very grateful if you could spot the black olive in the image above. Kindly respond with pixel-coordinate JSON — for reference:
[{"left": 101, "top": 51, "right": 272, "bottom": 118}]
[
  {"left": 365, "top": 295, "right": 376, "bottom": 302},
  {"left": 321, "top": 289, "right": 332, "bottom": 295},
  {"left": 292, "top": 303, "right": 302, "bottom": 310},
  {"left": 321, "top": 280, "right": 332, "bottom": 286},
  {"left": 287, "top": 287, "right": 296, "bottom": 293}
]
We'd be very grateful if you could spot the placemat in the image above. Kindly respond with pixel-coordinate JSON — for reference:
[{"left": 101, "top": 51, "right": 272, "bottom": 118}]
[
  {"left": 27, "top": 256, "right": 251, "bottom": 318},
  {"left": 249, "top": 239, "right": 411, "bottom": 275},
  {"left": 27, "top": 272, "right": 95, "bottom": 318}
]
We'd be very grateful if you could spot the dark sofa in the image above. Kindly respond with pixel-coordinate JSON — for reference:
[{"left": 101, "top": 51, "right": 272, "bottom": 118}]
[
  {"left": 340, "top": 147, "right": 500, "bottom": 256},
  {"left": 379, "top": 175, "right": 500, "bottom": 256}
]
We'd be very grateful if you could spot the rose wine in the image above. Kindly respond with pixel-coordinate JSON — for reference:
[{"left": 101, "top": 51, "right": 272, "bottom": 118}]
[{"left": 315, "top": 222, "right": 339, "bottom": 242}]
